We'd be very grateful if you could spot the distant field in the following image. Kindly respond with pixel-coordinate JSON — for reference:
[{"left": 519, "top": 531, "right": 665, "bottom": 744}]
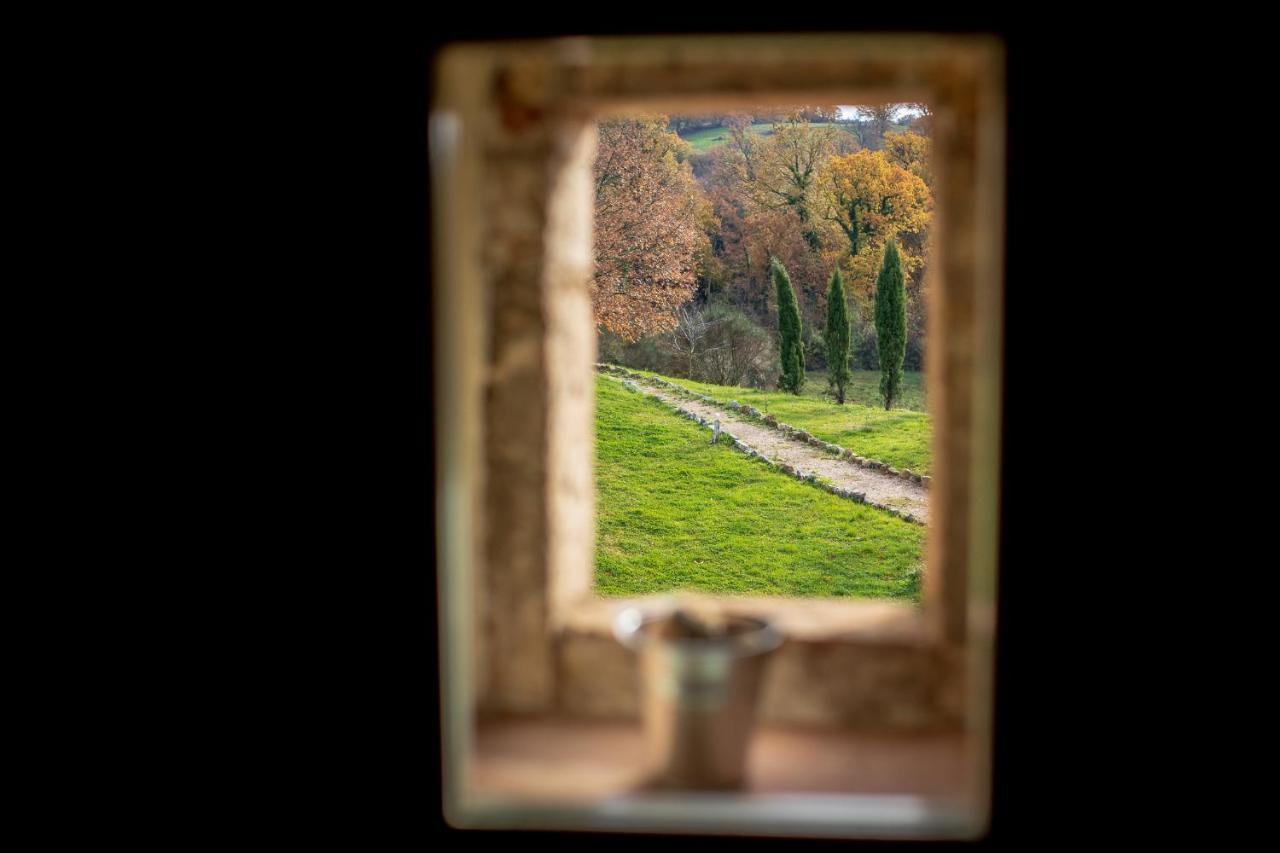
[
  {"left": 677, "top": 122, "right": 910, "bottom": 152},
  {"left": 624, "top": 368, "right": 932, "bottom": 476},
  {"left": 594, "top": 375, "right": 924, "bottom": 600},
  {"left": 679, "top": 123, "right": 787, "bottom": 151}
]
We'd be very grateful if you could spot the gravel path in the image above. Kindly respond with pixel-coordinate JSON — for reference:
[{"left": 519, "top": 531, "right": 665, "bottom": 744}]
[{"left": 608, "top": 375, "right": 929, "bottom": 524}]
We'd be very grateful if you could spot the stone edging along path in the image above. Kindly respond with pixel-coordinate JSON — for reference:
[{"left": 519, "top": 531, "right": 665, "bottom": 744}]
[
  {"left": 598, "top": 366, "right": 928, "bottom": 526},
  {"left": 596, "top": 364, "right": 930, "bottom": 487}
]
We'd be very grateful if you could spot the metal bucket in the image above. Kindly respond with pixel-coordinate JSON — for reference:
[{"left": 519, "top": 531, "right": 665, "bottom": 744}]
[{"left": 614, "top": 605, "right": 783, "bottom": 790}]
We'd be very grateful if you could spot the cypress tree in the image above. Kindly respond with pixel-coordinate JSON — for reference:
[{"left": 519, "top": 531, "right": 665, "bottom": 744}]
[
  {"left": 825, "top": 267, "right": 851, "bottom": 404},
  {"left": 772, "top": 256, "right": 805, "bottom": 394},
  {"left": 875, "top": 240, "right": 907, "bottom": 410}
]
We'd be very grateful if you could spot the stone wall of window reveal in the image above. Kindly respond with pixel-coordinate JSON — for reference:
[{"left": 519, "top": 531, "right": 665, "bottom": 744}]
[{"left": 433, "top": 36, "right": 1003, "bottom": 737}]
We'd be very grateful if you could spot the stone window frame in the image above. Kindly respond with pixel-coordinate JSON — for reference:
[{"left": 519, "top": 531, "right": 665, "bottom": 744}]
[{"left": 431, "top": 34, "right": 1004, "bottom": 835}]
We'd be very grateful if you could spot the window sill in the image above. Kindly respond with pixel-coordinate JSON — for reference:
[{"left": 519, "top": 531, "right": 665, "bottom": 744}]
[{"left": 458, "top": 715, "right": 981, "bottom": 838}]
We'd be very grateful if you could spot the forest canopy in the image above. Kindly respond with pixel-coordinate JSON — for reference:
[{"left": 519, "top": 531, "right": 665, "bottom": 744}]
[{"left": 591, "top": 105, "right": 933, "bottom": 384}]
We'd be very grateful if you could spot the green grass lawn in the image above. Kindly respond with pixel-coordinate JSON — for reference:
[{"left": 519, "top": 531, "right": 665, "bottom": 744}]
[
  {"left": 678, "top": 122, "right": 909, "bottom": 152},
  {"left": 594, "top": 376, "right": 924, "bottom": 600},
  {"left": 801, "top": 369, "right": 926, "bottom": 412},
  {"left": 680, "top": 122, "right": 780, "bottom": 151},
  {"left": 623, "top": 368, "right": 933, "bottom": 476}
]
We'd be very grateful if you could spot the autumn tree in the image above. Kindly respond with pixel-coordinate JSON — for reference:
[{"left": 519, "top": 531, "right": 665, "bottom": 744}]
[
  {"left": 700, "top": 108, "right": 909, "bottom": 351},
  {"left": 713, "top": 115, "right": 846, "bottom": 332},
  {"left": 772, "top": 256, "right": 805, "bottom": 393},
  {"left": 854, "top": 103, "right": 903, "bottom": 150},
  {"left": 793, "top": 104, "right": 842, "bottom": 123},
  {"left": 699, "top": 147, "right": 760, "bottom": 310},
  {"left": 750, "top": 116, "right": 840, "bottom": 229},
  {"left": 668, "top": 114, "right": 721, "bottom": 134},
  {"left": 705, "top": 117, "right": 836, "bottom": 331},
  {"left": 744, "top": 206, "right": 837, "bottom": 329},
  {"left": 750, "top": 105, "right": 791, "bottom": 124},
  {"left": 882, "top": 130, "right": 932, "bottom": 188},
  {"left": 667, "top": 304, "right": 714, "bottom": 379},
  {"left": 903, "top": 102, "right": 933, "bottom": 135},
  {"left": 831, "top": 129, "right": 862, "bottom": 157},
  {"left": 821, "top": 149, "right": 931, "bottom": 305},
  {"left": 592, "top": 117, "right": 708, "bottom": 342},
  {"left": 874, "top": 240, "right": 907, "bottom": 410},
  {"left": 825, "top": 267, "right": 851, "bottom": 403},
  {"left": 880, "top": 130, "right": 933, "bottom": 369}
]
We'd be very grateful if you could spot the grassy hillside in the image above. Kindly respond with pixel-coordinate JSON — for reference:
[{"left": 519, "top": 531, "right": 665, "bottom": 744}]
[
  {"left": 624, "top": 369, "right": 933, "bottom": 475},
  {"left": 801, "top": 369, "right": 926, "bottom": 412},
  {"left": 679, "top": 122, "right": 783, "bottom": 151},
  {"left": 594, "top": 375, "right": 924, "bottom": 600}
]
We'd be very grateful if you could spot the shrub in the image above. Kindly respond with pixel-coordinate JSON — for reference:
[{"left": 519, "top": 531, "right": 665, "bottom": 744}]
[
  {"left": 701, "top": 304, "right": 775, "bottom": 387},
  {"left": 599, "top": 327, "right": 677, "bottom": 375},
  {"left": 803, "top": 328, "right": 827, "bottom": 371},
  {"left": 851, "top": 313, "right": 879, "bottom": 370}
]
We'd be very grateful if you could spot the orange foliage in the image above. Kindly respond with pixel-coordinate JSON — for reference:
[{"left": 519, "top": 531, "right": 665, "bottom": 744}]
[
  {"left": 592, "top": 117, "right": 707, "bottom": 342},
  {"left": 822, "top": 149, "right": 932, "bottom": 303},
  {"left": 883, "top": 131, "right": 931, "bottom": 187}
]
